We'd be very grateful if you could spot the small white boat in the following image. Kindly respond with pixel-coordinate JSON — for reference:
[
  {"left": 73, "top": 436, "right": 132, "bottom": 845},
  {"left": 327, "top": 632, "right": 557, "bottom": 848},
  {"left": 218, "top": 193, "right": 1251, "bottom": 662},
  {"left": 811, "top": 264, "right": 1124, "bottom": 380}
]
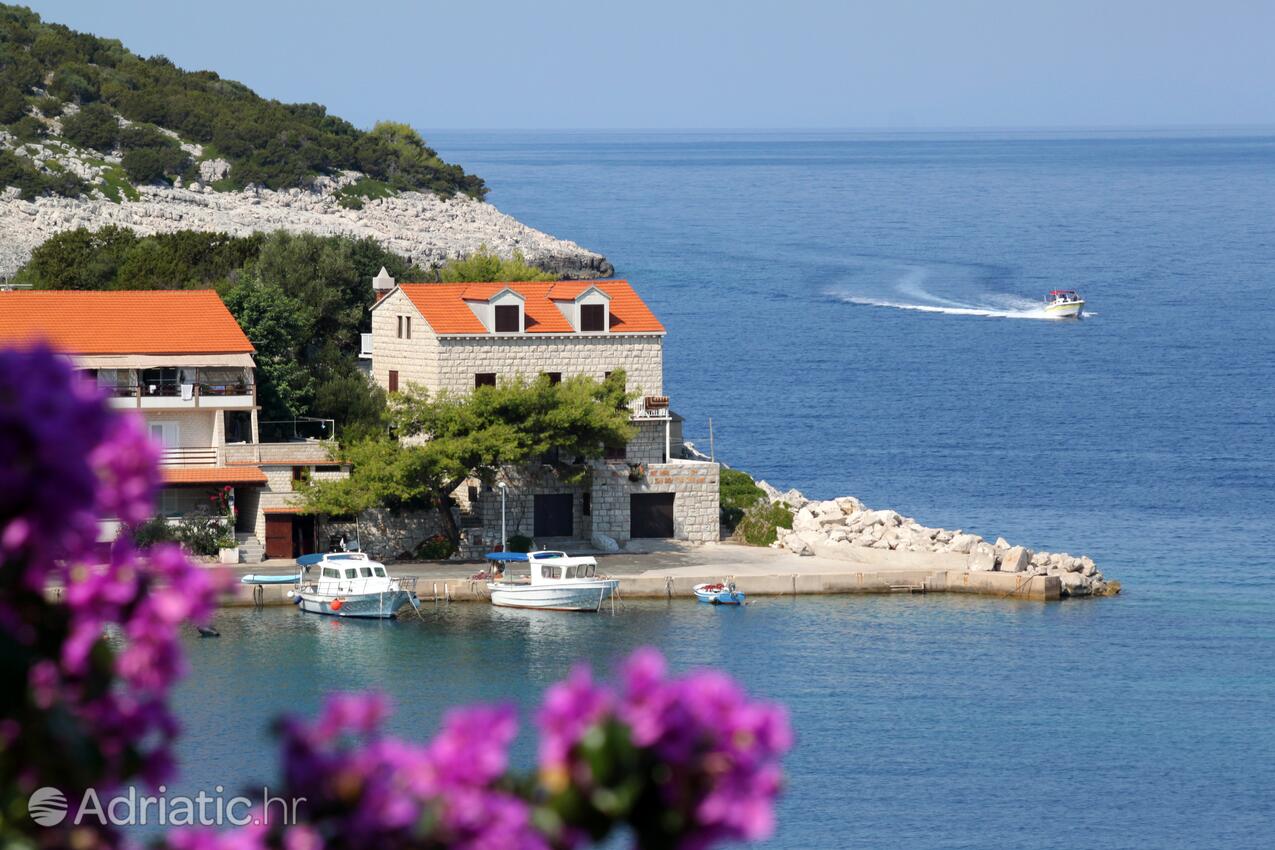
[
  {"left": 487, "top": 551, "right": 619, "bottom": 612},
  {"left": 1043, "top": 289, "right": 1085, "bottom": 319},
  {"left": 694, "top": 581, "right": 746, "bottom": 605},
  {"left": 289, "top": 552, "right": 418, "bottom": 619}
]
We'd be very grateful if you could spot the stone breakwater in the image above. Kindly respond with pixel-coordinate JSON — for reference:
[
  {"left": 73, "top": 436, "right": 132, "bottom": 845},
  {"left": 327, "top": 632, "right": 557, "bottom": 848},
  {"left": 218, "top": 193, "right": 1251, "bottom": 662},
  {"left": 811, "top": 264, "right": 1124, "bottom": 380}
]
[
  {"left": 0, "top": 134, "right": 612, "bottom": 279},
  {"left": 757, "top": 483, "right": 1118, "bottom": 598}
]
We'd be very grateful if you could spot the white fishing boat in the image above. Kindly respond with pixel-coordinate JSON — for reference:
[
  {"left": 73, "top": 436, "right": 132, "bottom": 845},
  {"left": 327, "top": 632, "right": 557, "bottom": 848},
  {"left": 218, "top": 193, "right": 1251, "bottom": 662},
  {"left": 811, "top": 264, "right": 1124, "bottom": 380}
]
[
  {"left": 1043, "top": 289, "right": 1085, "bottom": 319},
  {"left": 487, "top": 551, "right": 619, "bottom": 612},
  {"left": 288, "top": 552, "right": 418, "bottom": 619}
]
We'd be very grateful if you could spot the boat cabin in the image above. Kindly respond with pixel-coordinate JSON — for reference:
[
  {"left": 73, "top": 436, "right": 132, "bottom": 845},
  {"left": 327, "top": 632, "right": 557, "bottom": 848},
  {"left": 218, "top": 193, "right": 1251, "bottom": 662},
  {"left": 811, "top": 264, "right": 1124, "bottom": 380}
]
[
  {"left": 313, "top": 553, "right": 392, "bottom": 593},
  {"left": 1048, "top": 289, "right": 1082, "bottom": 303},
  {"left": 529, "top": 552, "right": 600, "bottom": 581}
]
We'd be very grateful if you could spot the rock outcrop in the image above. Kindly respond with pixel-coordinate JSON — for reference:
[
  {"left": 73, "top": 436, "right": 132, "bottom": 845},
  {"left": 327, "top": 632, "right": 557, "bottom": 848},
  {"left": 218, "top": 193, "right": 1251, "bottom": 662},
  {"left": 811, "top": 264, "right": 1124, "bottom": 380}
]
[
  {"left": 756, "top": 482, "right": 1118, "bottom": 598},
  {"left": 0, "top": 133, "right": 613, "bottom": 279}
]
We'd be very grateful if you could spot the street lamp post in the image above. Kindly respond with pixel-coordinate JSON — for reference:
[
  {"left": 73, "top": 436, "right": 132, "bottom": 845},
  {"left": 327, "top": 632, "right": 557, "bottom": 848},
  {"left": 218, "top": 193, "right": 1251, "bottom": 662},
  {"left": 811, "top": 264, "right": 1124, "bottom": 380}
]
[{"left": 497, "top": 481, "right": 508, "bottom": 551}]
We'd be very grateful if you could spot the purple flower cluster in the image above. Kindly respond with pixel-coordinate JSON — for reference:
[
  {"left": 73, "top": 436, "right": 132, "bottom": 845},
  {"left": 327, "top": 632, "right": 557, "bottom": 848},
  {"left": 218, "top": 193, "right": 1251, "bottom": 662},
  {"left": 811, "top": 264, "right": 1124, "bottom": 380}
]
[
  {"left": 1, "top": 347, "right": 222, "bottom": 840},
  {"left": 172, "top": 694, "right": 548, "bottom": 850},
  {"left": 539, "top": 649, "right": 792, "bottom": 849}
]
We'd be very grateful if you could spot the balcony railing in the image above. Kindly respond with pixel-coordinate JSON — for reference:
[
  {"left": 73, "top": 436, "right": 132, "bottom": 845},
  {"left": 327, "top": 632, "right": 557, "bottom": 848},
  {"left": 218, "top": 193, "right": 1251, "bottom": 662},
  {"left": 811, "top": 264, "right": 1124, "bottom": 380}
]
[
  {"left": 633, "top": 395, "right": 671, "bottom": 420},
  {"left": 160, "top": 447, "right": 218, "bottom": 467}
]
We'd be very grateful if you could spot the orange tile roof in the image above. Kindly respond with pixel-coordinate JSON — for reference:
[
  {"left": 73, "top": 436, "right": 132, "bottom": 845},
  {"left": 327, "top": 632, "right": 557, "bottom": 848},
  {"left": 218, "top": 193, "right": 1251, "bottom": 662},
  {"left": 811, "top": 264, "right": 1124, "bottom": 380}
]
[
  {"left": 0, "top": 291, "right": 254, "bottom": 355},
  {"left": 162, "top": 466, "right": 268, "bottom": 485},
  {"left": 390, "top": 280, "right": 665, "bottom": 336},
  {"left": 227, "top": 458, "right": 348, "bottom": 467}
]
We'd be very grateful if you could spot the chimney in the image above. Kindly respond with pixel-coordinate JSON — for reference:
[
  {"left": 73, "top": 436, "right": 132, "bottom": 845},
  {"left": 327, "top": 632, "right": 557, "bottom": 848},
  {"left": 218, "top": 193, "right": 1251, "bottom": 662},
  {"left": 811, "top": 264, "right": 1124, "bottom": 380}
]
[{"left": 372, "top": 266, "right": 395, "bottom": 304}]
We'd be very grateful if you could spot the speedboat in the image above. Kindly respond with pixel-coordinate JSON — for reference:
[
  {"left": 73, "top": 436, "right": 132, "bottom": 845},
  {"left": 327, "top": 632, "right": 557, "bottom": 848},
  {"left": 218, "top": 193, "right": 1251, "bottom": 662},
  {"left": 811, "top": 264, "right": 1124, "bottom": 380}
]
[
  {"left": 288, "top": 552, "right": 418, "bottom": 619},
  {"left": 694, "top": 582, "right": 746, "bottom": 605},
  {"left": 487, "top": 551, "right": 619, "bottom": 612},
  {"left": 1043, "top": 289, "right": 1085, "bottom": 319}
]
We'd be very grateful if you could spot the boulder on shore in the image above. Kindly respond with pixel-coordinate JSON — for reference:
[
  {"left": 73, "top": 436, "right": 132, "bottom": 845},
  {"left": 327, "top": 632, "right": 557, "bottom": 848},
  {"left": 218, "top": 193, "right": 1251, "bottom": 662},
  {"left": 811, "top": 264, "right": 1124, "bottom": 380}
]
[
  {"left": 967, "top": 541, "right": 998, "bottom": 571},
  {"left": 1000, "top": 545, "right": 1032, "bottom": 573}
]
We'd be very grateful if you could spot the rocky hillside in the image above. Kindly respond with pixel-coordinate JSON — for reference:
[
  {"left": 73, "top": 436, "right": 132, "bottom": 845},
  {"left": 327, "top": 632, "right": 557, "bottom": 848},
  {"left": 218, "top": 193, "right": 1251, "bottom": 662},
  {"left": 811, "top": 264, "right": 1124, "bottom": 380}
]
[
  {"left": 0, "top": 139, "right": 613, "bottom": 278},
  {"left": 0, "top": 5, "right": 611, "bottom": 278}
]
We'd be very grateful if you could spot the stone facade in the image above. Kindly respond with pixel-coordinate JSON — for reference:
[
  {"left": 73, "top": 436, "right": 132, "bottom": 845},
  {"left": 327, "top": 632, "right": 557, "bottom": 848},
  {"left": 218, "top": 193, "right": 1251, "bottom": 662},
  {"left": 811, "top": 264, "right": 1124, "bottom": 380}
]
[
  {"left": 370, "top": 288, "right": 665, "bottom": 408},
  {"left": 473, "top": 459, "right": 720, "bottom": 547},
  {"left": 368, "top": 279, "right": 718, "bottom": 546}
]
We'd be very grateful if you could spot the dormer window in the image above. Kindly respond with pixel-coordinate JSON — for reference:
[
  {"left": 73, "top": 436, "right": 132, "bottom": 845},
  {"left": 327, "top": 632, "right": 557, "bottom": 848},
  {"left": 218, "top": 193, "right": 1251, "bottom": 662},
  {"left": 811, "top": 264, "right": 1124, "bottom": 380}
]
[
  {"left": 494, "top": 304, "right": 521, "bottom": 333},
  {"left": 580, "top": 304, "right": 606, "bottom": 332}
]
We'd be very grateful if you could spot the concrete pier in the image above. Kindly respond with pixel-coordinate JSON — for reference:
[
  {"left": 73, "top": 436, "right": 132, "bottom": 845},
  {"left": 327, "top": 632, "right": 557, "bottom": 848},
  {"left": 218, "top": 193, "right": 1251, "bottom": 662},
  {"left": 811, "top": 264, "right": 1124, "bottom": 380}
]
[{"left": 217, "top": 558, "right": 1061, "bottom": 608}]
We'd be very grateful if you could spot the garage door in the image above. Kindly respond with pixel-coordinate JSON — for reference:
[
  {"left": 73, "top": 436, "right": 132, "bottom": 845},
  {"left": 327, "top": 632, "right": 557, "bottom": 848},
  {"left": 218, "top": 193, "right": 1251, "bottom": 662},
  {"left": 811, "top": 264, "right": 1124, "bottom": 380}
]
[
  {"left": 630, "top": 493, "right": 675, "bottom": 538},
  {"left": 534, "top": 493, "right": 574, "bottom": 537}
]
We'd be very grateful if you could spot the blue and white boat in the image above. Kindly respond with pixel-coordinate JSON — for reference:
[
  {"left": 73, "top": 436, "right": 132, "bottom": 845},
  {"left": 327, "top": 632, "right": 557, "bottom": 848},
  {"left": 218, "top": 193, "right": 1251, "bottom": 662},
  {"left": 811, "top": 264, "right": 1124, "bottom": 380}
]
[
  {"left": 486, "top": 551, "right": 619, "bottom": 612},
  {"left": 694, "top": 581, "right": 746, "bottom": 605},
  {"left": 287, "top": 552, "right": 418, "bottom": 619}
]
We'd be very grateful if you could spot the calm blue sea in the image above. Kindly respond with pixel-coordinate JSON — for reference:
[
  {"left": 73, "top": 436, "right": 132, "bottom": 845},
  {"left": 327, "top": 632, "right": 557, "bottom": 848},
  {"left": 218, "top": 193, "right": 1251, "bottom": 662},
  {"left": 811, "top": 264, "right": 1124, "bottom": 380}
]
[{"left": 171, "top": 132, "right": 1275, "bottom": 849}]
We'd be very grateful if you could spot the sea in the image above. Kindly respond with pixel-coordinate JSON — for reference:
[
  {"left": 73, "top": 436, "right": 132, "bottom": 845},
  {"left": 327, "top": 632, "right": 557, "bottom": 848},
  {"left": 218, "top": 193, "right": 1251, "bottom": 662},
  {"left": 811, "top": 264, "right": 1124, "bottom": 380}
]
[{"left": 170, "top": 131, "right": 1275, "bottom": 849}]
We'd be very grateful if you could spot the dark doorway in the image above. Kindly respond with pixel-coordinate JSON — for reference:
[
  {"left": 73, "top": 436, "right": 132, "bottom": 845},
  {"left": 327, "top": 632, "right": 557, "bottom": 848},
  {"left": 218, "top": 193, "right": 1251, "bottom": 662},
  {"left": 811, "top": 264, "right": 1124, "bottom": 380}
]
[
  {"left": 293, "top": 515, "right": 317, "bottom": 556},
  {"left": 630, "top": 493, "right": 675, "bottom": 538},
  {"left": 534, "top": 493, "right": 574, "bottom": 537}
]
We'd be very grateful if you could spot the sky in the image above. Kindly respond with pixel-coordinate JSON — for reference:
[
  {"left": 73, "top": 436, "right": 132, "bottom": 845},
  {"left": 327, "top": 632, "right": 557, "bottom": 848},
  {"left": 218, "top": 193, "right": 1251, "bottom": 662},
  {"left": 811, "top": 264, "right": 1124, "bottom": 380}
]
[{"left": 23, "top": 0, "right": 1275, "bottom": 130}]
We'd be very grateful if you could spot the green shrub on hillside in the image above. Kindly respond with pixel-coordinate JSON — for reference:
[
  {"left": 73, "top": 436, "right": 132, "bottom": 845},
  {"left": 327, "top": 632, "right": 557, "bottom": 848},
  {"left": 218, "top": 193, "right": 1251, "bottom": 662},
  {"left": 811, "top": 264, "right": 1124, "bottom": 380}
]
[
  {"left": 0, "top": 5, "right": 486, "bottom": 197},
  {"left": 0, "top": 83, "right": 25, "bottom": 122},
  {"left": 720, "top": 467, "right": 766, "bottom": 530},
  {"left": 60, "top": 101, "right": 118, "bottom": 151},
  {"left": 734, "top": 501, "right": 794, "bottom": 547},
  {"left": 435, "top": 246, "right": 557, "bottom": 282}
]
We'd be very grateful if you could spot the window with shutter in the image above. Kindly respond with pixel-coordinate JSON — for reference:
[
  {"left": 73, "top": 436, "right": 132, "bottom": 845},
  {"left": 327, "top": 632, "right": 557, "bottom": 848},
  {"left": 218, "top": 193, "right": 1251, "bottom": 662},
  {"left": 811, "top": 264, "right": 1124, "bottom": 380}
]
[
  {"left": 494, "top": 304, "right": 520, "bottom": 333},
  {"left": 580, "top": 303, "right": 606, "bottom": 331}
]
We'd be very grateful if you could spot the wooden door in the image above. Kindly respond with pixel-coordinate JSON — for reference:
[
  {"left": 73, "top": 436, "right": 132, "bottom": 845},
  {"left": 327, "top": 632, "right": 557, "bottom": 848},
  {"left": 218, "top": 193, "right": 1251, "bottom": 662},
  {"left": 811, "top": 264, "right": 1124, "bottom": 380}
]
[
  {"left": 265, "top": 515, "right": 293, "bottom": 559},
  {"left": 630, "top": 493, "right": 675, "bottom": 538}
]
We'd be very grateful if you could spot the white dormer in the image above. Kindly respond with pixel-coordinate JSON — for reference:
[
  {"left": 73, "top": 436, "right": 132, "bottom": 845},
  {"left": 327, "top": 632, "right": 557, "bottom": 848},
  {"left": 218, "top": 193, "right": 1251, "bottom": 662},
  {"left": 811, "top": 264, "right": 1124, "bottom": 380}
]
[
  {"left": 554, "top": 286, "right": 612, "bottom": 333},
  {"left": 466, "top": 288, "right": 526, "bottom": 334}
]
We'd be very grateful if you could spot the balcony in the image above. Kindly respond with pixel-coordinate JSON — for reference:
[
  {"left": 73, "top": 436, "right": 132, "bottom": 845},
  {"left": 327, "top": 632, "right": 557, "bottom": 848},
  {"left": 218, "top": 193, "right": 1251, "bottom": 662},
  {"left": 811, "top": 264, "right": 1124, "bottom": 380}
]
[
  {"left": 160, "top": 446, "right": 219, "bottom": 467},
  {"left": 632, "top": 395, "right": 671, "bottom": 420},
  {"left": 99, "top": 368, "right": 255, "bottom": 410}
]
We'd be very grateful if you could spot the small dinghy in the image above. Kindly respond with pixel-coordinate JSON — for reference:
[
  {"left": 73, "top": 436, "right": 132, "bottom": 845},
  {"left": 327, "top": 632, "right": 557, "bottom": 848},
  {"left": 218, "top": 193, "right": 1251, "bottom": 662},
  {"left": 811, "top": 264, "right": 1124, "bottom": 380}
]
[
  {"left": 240, "top": 571, "right": 303, "bottom": 585},
  {"left": 694, "top": 582, "right": 746, "bottom": 605}
]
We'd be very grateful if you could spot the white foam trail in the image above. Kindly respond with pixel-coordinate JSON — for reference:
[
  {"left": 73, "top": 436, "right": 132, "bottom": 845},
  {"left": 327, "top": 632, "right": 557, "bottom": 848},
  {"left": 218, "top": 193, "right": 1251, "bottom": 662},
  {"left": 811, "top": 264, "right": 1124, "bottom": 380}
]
[
  {"left": 836, "top": 294, "right": 1057, "bottom": 320},
  {"left": 827, "top": 259, "right": 1083, "bottom": 321}
]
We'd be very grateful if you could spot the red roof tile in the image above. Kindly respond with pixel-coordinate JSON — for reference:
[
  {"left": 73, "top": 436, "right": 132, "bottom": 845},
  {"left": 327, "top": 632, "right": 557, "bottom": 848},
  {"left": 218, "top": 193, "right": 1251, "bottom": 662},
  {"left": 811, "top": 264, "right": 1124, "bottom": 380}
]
[
  {"left": 0, "top": 291, "right": 254, "bottom": 355},
  {"left": 391, "top": 280, "right": 664, "bottom": 336},
  {"left": 162, "top": 466, "right": 267, "bottom": 485}
]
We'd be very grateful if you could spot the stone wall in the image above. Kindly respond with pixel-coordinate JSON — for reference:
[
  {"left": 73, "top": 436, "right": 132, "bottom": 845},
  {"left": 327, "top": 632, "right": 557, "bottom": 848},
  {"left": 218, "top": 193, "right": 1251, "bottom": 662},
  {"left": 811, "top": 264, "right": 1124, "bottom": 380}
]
[
  {"left": 590, "top": 459, "right": 720, "bottom": 544},
  {"left": 434, "top": 335, "right": 664, "bottom": 405},
  {"left": 370, "top": 289, "right": 442, "bottom": 391},
  {"left": 627, "top": 420, "right": 669, "bottom": 464},
  {"left": 322, "top": 509, "right": 446, "bottom": 561},
  {"left": 474, "top": 466, "right": 590, "bottom": 545}
]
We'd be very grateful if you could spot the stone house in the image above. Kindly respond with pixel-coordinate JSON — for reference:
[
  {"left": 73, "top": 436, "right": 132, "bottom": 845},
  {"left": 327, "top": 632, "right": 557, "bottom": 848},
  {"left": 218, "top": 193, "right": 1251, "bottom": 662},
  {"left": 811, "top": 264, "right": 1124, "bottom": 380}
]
[
  {"left": 366, "top": 270, "right": 720, "bottom": 549},
  {"left": 0, "top": 290, "right": 346, "bottom": 561}
]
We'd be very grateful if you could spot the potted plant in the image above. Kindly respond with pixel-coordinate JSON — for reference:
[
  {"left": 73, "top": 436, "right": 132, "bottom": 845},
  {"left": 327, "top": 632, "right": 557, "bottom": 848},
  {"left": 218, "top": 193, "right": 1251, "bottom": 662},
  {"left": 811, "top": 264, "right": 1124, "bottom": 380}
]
[{"left": 216, "top": 534, "right": 239, "bottom": 564}]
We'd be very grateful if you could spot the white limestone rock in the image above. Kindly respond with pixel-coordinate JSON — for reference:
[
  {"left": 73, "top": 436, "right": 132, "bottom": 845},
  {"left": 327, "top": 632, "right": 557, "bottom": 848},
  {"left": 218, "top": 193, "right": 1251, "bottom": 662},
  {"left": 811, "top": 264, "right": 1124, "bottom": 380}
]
[
  {"left": 591, "top": 533, "right": 620, "bottom": 553},
  {"left": 999, "top": 546, "right": 1032, "bottom": 573},
  {"left": 1059, "top": 572, "right": 1092, "bottom": 596},
  {"left": 947, "top": 533, "right": 981, "bottom": 554},
  {"left": 967, "top": 541, "right": 998, "bottom": 571}
]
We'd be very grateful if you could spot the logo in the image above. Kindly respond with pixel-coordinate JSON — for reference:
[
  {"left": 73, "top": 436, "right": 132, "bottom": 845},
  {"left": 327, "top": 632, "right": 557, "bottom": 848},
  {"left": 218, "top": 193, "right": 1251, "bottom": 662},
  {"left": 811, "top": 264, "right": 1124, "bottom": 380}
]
[{"left": 28, "top": 787, "right": 68, "bottom": 826}]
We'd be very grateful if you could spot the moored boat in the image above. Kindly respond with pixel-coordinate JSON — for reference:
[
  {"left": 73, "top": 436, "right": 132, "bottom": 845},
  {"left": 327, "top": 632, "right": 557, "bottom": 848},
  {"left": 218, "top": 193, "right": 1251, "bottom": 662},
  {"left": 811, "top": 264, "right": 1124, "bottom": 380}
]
[
  {"left": 288, "top": 552, "right": 418, "bottom": 619},
  {"left": 1043, "top": 289, "right": 1085, "bottom": 319},
  {"left": 694, "top": 581, "right": 746, "bottom": 605},
  {"left": 487, "top": 551, "right": 619, "bottom": 612}
]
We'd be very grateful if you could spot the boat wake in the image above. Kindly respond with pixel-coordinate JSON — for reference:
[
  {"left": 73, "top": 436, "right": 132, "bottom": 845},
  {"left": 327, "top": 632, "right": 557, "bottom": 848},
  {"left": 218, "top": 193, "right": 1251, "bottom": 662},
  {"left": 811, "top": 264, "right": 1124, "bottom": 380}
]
[{"left": 825, "top": 258, "right": 1082, "bottom": 321}]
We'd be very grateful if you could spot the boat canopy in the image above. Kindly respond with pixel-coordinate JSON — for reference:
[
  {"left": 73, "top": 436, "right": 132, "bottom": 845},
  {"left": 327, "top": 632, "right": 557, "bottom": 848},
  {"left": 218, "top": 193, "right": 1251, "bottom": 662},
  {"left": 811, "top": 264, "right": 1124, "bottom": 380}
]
[
  {"left": 486, "top": 551, "right": 529, "bottom": 562},
  {"left": 1049, "top": 289, "right": 1080, "bottom": 296}
]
